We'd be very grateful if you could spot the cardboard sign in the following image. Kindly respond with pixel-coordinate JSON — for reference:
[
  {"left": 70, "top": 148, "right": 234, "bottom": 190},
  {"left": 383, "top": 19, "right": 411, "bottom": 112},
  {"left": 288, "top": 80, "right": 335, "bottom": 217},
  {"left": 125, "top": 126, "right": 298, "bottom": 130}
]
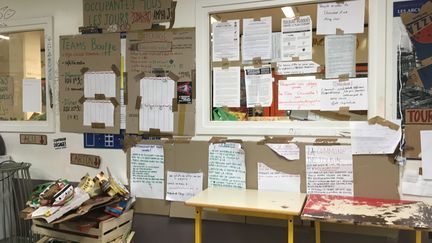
[
  {"left": 20, "top": 134, "right": 47, "bottom": 145},
  {"left": 405, "top": 124, "right": 432, "bottom": 159},
  {"left": 59, "top": 33, "right": 121, "bottom": 134},
  {"left": 83, "top": 0, "right": 174, "bottom": 32},
  {"left": 406, "top": 109, "right": 432, "bottom": 124},
  {"left": 70, "top": 153, "right": 101, "bottom": 168},
  {"left": 126, "top": 28, "right": 196, "bottom": 135},
  {"left": 0, "top": 76, "right": 14, "bottom": 119}
]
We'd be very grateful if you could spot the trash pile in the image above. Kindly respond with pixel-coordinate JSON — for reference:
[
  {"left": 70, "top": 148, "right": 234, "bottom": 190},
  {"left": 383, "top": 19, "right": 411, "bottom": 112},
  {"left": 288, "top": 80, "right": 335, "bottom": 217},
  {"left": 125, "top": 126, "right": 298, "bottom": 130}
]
[{"left": 21, "top": 168, "right": 134, "bottom": 224}]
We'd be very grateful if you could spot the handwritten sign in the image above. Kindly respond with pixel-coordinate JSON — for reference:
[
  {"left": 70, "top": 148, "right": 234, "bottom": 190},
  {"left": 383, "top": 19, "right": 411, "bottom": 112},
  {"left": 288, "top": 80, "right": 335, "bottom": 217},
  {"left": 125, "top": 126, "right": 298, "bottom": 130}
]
[
  {"left": 317, "top": 0, "right": 365, "bottom": 35},
  {"left": 59, "top": 33, "right": 120, "bottom": 133},
  {"left": 20, "top": 134, "right": 47, "bottom": 145},
  {"left": 70, "top": 153, "right": 101, "bottom": 168},
  {"left": 208, "top": 143, "right": 246, "bottom": 189},
  {"left": 83, "top": 0, "right": 173, "bottom": 32},
  {"left": 0, "top": 76, "right": 13, "bottom": 119},
  {"left": 319, "top": 78, "right": 368, "bottom": 111},
  {"left": 406, "top": 109, "right": 432, "bottom": 124},
  {"left": 258, "top": 162, "right": 300, "bottom": 192},
  {"left": 305, "top": 145, "right": 353, "bottom": 196},
  {"left": 278, "top": 77, "right": 320, "bottom": 110},
  {"left": 276, "top": 61, "right": 320, "bottom": 75},
  {"left": 166, "top": 171, "right": 203, "bottom": 202}
]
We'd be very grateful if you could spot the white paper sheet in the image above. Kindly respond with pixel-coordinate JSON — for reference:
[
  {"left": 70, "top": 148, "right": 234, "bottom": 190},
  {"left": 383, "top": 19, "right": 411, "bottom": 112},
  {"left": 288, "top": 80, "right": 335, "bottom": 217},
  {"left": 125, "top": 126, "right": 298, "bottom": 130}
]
[
  {"left": 120, "top": 89, "right": 126, "bottom": 129},
  {"left": 266, "top": 143, "right": 300, "bottom": 161},
  {"left": 213, "top": 66, "right": 241, "bottom": 107},
  {"left": 83, "top": 100, "right": 114, "bottom": 127},
  {"left": 244, "top": 65, "right": 273, "bottom": 108},
  {"left": 139, "top": 77, "right": 175, "bottom": 132},
  {"left": 325, "top": 35, "right": 356, "bottom": 79},
  {"left": 242, "top": 17, "right": 272, "bottom": 61},
  {"left": 278, "top": 76, "right": 320, "bottom": 110},
  {"left": 212, "top": 20, "right": 240, "bottom": 61},
  {"left": 130, "top": 145, "right": 165, "bottom": 199},
  {"left": 421, "top": 131, "right": 432, "bottom": 180},
  {"left": 272, "top": 32, "right": 282, "bottom": 62},
  {"left": 257, "top": 162, "right": 300, "bottom": 193},
  {"left": 281, "top": 16, "right": 312, "bottom": 61},
  {"left": 22, "top": 78, "right": 42, "bottom": 112},
  {"left": 401, "top": 169, "right": 432, "bottom": 197},
  {"left": 166, "top": 171, "right": 203, "bottom": 202},
  {"left": 319, "top": 78, "right": 368, "bottom": 111},
  {"left": 350, "top": 120, "right": 402, "bottom": 155},
  {"left": 84, "top": 71, "right": 116, "bottom": 98},
  {"left": 208, "top": 143, "right": 246, "bottom": 189},
  {"left": 306, "top": 145, "right": 353, "bottom": 196},
  {"left": 277, "top": 61, "right": 320, "bottom": 75},
  {"left": 317, "top": 0, "right": 365, "bottom": 35}
]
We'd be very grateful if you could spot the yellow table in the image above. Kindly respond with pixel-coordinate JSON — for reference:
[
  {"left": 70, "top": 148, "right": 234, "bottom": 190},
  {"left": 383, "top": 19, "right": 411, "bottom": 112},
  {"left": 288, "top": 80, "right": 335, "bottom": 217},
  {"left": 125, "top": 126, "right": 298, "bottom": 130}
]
[{"left": 185, "top": 187, "right": 306, "bottom": 243}]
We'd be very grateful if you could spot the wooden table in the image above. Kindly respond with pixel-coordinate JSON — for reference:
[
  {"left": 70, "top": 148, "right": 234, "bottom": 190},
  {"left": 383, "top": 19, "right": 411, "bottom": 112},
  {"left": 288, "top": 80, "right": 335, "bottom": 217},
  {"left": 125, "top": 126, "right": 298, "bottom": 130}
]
[
  {"left": 301, "top": 194, "right": 432, "bottom": 243},
  {"left": 185, "top": 187, "right": 306, "bottom": 243}
]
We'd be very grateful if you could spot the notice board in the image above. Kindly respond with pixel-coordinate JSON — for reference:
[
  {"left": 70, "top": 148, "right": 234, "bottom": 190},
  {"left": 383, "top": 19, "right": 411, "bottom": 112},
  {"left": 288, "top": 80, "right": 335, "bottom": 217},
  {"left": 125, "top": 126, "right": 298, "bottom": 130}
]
[
  {"left": 126, "top": 28, "right": 196, "bottom": 135},
  {"left": 83, "top": 0, "right": 174, "bottom": 32},
  {"left": 59, "top": 33, "right": 121, "bottom": 134}
]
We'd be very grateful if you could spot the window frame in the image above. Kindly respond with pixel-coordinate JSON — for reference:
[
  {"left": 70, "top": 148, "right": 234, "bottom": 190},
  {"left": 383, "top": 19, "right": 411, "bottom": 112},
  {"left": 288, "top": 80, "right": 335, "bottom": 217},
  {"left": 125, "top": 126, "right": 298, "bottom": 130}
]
[
  {"left": 0, "top": 17, "right": 55, "bottom": 133},
  {"left": 195, "top": 0, "right": 387, "bottom": 136}
]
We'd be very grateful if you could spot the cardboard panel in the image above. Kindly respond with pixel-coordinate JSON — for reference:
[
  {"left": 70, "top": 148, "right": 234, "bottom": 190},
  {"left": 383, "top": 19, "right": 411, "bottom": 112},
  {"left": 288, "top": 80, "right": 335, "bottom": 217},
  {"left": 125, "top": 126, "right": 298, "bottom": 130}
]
[
  {"left": 59, "top": 33, "right": 121, "bottom": 134},
  {"left": 128, "top": 140, "right": 175, "bottom": 215},
  {"left": 83, "top": 0, "right": 174, "bottom": 32},
  {"left": 126, "top": 28, "right": 195, "bottom": 136},
  {"left": 405, "top": 124, "right": 432, "bottom": 159}
]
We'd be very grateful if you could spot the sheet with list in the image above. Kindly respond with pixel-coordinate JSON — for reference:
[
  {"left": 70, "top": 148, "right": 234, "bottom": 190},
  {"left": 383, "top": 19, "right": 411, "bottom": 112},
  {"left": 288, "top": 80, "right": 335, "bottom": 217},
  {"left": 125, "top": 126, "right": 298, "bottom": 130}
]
[
  {"left": 244, "top": 65, "right": 273, "bottom": 108},
  {"left": 281, "top": 16, "right": 312, "bottom": 61},
  {"left": 305, "top": 145, "right": 353, "bottom": 196},
  {"left": 213, "top": 66, "right": 241, "bottom": 107},
  {"left": 166, "top": 171, "right": 203, "bottom": 202},
  {"left": 242, "top": 16, "right": 272, "bottom": 61},
  {"left": 212, "top": 20, "right": 240, "bottom": 61},
  {"left": 83, "top": 100, "right": 114, "bottom": 127},
  {"left": 84, "top": 71, "right": 116, "bottom": 98},
  {"left": 139, "top": 77, "right": 175, "bottom": 132},
  {"left": 325, "top": 35, "right": 356, "bottom": 79}
]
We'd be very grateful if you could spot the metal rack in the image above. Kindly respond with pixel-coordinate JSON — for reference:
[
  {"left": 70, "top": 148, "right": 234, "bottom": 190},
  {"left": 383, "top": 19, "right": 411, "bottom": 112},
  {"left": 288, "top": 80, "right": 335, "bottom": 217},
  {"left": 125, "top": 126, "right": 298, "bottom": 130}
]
[{"left": 0, "top": 160, "right": 36, "bottom": 243}]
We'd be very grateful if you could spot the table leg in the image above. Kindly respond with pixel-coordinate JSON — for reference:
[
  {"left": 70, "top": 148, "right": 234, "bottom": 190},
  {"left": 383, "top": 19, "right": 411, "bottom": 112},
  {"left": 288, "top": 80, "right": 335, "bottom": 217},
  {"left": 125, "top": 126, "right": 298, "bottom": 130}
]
[
  {"left": 315, "top": 221, "right": 321, "bottom": 243},
  {"left": 416, "top": 230, "right": 421, "bottom": 243},
  {"left": 195, "top": 207, "right": 202, "bottom": 243},
  {"left": 288, "top": 216, "right": 294, "bottom": 243}
]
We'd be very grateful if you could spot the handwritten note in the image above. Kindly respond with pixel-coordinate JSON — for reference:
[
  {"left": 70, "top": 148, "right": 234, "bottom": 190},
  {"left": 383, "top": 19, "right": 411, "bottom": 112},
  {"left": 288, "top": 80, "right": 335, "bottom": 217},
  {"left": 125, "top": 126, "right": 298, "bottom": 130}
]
[
  {"left": 278, "top": 77, "right": 320, "bottom": 110},
  {"left": 421, "top": 131, "right": 432, "bottom": 180},
  {"left": 317, "top": 0, "right": 365, "bottom": 35},
  {"left": 130, "top": 145, "right": 165, "bottom": 199},
  {"left": 319, "top": 78, "right": 368, "bottom": 111},
  {"left": 166, "top": 171, "right": 203, "bottom": 202},
  {"left": 139, "top": 77, "right": 175, "bottom": 132},
  {"left": 83, "top": 100, "right": 114, "bottom": 127},
  {"left": 258, "top": 162, "right": 300, "bottom": 193},
  {"left": 325, "top": 35, "right": 356, "bottom": 79},
  {"left": 0, "top": 76, "right": 13, "bottom": 118},
  {"left": 277, "top": 61, "right": 320, "bottom": 75},
  {"left": 208, "top": 143, "right": 246, "bottom": 189},
  {"left": 84, "top": 71, "right": 116, "bottom": 98},
  {"left": 212, "top": 20, "right": 240, "bottom": 61},
  {"left": 244, "top": 65, "right": 273, "bottom": 108},
  {"left": 22, "top": 78, "right": 42, "bottom": 112},
  {"left": 242, "top": 17, "right": 272, "bottom": 61},
  {"left": 281, "top": 16, "right": 312, "bottom": 60},
  {"left": 213, "top": 67, "right": 241, "bottom": 107},
  {"left": 266, "top": 143, "right": 300, "bottom": 161},
  {"left": 306, "top": 145, "right": 353, "bottom": 196},
  {"left": 350, "top": 121, "right": 401, "bottom": 155}
]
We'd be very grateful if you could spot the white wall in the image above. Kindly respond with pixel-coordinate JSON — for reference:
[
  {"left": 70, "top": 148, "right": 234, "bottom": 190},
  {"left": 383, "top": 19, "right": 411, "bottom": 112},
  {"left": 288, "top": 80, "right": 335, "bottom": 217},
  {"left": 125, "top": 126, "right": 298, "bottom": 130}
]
[{"left": 0, "top": 0, "right": 196, "bottom": 184}]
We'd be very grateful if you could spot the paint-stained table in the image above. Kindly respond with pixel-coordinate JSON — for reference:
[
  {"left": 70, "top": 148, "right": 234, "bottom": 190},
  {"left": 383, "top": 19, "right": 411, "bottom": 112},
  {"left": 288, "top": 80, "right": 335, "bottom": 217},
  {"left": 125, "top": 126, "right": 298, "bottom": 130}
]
[
  {"left": 185, "top": 188, "right": 306, "bottom": 243},
  {"left": 301, "top": 194, "right": 432, "bottom": 243}
]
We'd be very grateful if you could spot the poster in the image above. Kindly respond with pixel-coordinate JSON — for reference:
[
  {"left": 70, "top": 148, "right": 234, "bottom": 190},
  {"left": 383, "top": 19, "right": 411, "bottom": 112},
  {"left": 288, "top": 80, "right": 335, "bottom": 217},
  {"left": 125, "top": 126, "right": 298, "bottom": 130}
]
[
  {"left": 126, "top": 29, "right": 195, "bottom": 134},
  {"left": 83, "top": 0, "right": 174, "bottom": 32},
  {"left": 59, "top": 33, "right": 121, "bottom": 133}
]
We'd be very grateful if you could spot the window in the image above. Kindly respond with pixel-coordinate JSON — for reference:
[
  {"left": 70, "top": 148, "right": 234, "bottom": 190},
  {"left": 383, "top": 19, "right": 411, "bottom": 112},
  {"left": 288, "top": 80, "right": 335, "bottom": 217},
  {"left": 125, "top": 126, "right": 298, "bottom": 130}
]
[
  {"left": 0, "top": 17, "right": 55, "bottom": 132},
  {"left": 196, "top": 0, "right": 387, "bottom": 136}
]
